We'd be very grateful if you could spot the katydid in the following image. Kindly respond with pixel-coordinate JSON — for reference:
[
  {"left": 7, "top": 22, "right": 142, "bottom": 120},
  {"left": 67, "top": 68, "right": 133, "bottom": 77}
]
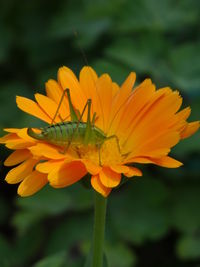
[{"left": 27, "top": 89, "right": 121, "bottom": 165}]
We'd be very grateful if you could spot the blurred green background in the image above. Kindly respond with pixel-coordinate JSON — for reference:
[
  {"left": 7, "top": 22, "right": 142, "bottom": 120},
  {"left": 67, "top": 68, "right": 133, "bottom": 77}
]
[{"left": 0, "top": 0, "right": 200, "bottom": 266}]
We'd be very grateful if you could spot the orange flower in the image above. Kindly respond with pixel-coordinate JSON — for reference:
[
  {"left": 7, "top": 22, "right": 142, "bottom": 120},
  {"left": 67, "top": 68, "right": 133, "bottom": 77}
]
[{"left": 0, "top": 66, "right": 199, "bottom": 197}]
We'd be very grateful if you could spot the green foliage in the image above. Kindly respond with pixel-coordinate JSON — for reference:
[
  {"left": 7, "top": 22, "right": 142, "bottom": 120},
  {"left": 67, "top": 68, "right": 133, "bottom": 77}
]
[
  {"left": 111, "top": 178, "right": 170, "bottom": 244},
  {"left": 33, "top": 252, "right": 67, "bottom": 267},
  {"left": 0, "top": 0, "right": 200, "bottom": 266}
]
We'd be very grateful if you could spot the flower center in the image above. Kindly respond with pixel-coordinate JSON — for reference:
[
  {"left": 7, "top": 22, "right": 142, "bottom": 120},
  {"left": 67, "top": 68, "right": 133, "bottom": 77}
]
[{"left": 72, "top": 138, "right": 124, "bottom": 166}]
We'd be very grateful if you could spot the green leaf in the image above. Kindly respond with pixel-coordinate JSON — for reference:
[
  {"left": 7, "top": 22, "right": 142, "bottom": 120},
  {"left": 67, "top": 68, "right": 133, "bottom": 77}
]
[
  {"left": 169, "top": 183, "right": 200, "bottom": 233},
  {"left": 116, "top": 0, "right": 199, "bottom": 32},
  {"left": 33, "top": 251, "right": 66, "bottom": 267},
  {"left": 106, "top": 243, "right": 137, "bottom": 267},
  {"left": 93, "top": 59, "right": 130, "bottom": 85},
  {"left": 169, "top": 43, "right": 200, "bottom": 93},
  {"left": 12, "top": 210, "right": 44, "bottom": 235},
  {"left": 13, "top": 225, "right": 45, "bottom": 266},
  {"left": 105, "top": 34, "right": 166, "bottom": 74},
  {"left": 45, "top": 213, "right": 93, "bottom": 255},
  {"left": 176, "top": 234, "right": 200, "bottom": 260},
  {"left": 16, "top": 186, "right": 72, "bottom": 215},
  {"left": 0, "top": 234, "right": 12, "bottom": 267},
  {"left": 110, "top": 178, "right": 169, "bottom": 244},
  {"left": 0, "top": 196, "right": 10, "bottom": 225}
]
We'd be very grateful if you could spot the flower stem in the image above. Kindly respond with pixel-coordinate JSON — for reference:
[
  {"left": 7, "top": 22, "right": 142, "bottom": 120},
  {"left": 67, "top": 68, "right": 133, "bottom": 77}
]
[{"left": 92, "top": 191, "right": 107, "bottom": 267}]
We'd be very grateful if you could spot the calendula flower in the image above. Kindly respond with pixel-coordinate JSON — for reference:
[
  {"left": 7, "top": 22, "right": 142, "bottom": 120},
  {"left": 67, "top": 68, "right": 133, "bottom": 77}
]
[{"left": 0, "top": 66, "right": 199, "bottom": 197}]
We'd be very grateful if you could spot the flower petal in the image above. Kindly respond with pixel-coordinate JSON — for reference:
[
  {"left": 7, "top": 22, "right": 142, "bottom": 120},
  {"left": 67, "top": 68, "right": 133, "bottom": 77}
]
[
  {"left": 48, "top": 161, "right": 87, "bottom": 188},
  {"left": 151, "top": 156, "right": 183, "bottom": 168},
  {"left": 17, "top": 128, "right": 37, "bottom": 142},
  {"left": 110, "top": 165, "right": 130, "bottom": 173},
  {"left": 123, "top": 166, "right": 142, "bottom": 177},
  {"left": 45, "top": 79, "right": 69, "bottom": 119},
  {"left": 34, "top": 93, "right": 61, "bottom": 123},
  {"left": 82, "top": 159, "right": 102, "bottom": 175},
  {"left": 58, "top": 66, "right": 85, "bottom": 111},
  {"left": 4, "top": 149, "right": 31, "bottom": 166},
  {"left": 16, "top": 96, "right": 51, "bottom": 123},
  {"left": 95, "top": 74, "right": 113, "bottom": 132},
  {"left": 0, "top": 133, "right": 17, "bottom": 143},
  {"left": 91, "top": 175, "right": 111, "bottom": 197},
  {"left": 29, "top": 143, "right": 67, "bottom": 160},
  {"left": 130, "top": 156, "right": 183, "bottom": 168},
  {"left": 36, "top": 160, "right": 65, "bottom": 173},
  {"left": 181, "top": 121, "right": 199, "bottom": 139},
  {"left": 6, "top": 139, "right": 35, "bottom": 149},
  {"left": 99, "top": 167, "right": 121, "bottom": 188},
  {"left": 5, "top": 158, "right": 38, "bottom": 184},
  {"left": 18, "top": 171, "right": 48, "bottom": 197}
]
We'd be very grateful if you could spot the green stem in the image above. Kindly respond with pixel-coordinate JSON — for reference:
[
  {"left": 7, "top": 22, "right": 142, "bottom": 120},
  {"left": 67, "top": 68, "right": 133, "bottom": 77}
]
[{"left": 92, "top": 192, "right": 107, "bottom": 267}]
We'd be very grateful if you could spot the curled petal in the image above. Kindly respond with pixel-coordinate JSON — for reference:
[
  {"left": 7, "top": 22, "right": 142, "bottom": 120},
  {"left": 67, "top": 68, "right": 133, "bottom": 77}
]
[
  {"left": 82, "top": 159, "right": 102, "bottom": 175},
  {"left": 99, "top": 167, "right": 121, "bottom": 188},
  {"left": 123, "top": 166, "right": 142, "bottom": 177},
  {"left": 181, "top": 121, "right": 199, "bottom": 139},
  {"left": 91, "top": 175, "right": 111, "bottom": 197}
]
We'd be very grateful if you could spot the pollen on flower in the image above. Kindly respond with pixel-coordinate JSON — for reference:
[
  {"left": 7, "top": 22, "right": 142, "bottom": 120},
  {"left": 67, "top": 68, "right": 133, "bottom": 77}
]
[{"left": 77, "top": 138, "right": 124, "bottom": 166}]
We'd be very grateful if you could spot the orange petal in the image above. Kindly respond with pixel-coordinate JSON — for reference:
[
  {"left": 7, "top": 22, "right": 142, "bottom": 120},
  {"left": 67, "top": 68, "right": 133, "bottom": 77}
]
[
  {"left": 93, "top": 74, "right": 113, "bottom": 132},
  {"left": 151, "top": 156, "right": 183, "bottom": 168},
  {"left": 99, "top": 167, "right": 121, "bottom": 188},
  {"left": 35, "top": 93, "right": 61, "bottom": 123},
  {"left": 82, "top": 159, "right": 102, "bottom": 175},
  {"left": 36, "top": 160, "right": 65, "bottom": 173},
  {"left": 17, "top": 171, "right": 48, "bottom": 197},
  {"left": 6, "top": 139, "right": 34, "bottom": 149},
  {"left": 123, "top": 166, "right": 142, "bottom": 177},
  {"left": 111, "top": 72, "right": 136, "bottom": 119},
  {"left": 17, "top": 128, "right": 37, "bottom": 142},
  {"left": 181, "top": 121, "right": 199, "bottom": 139},
  {"left": 176, "top": 107, "right": 191, "bottom": 121},
  {"left": 124, "top": 90, "right": 182, "bottom": 150},
  {"left": 45, "top": 79, "right": 69, "bottom": 119},
  {"left": 4, "top": 149, "right": 31, "bottom": 166},
  {"left": 48, "top": 161, "right": 87, "bottom": 188},
  {"left": 130, "top": 156, "right": 183, "bottom": 168},
  {"left": 112, "top": 82, "right": 120, "bottom": 98},
  {"left": 29, "top": 143, "right": 67, "bottom": 160},
  {"left": 79, "top": 66, "right": 98, "bottom": 101},
  {"left": 16, "top": 96, "right": 51, "bottom": 123},
  {"left": 3, "top": 128, "right": 21, "bottom": 133},
  {"left": 110, "top": 164, "right": 142, "bottom": 177},
  {"left": 108, "top": 79, "right": 155, "bottom": 136},
  {"left": 91, "top": 175, "right": 111, "bottom": 197},
  {"left": 129, "top": 157, "right": 156, "bottom": 164},
  {"left": 5, "top": 159, "right": 38, "bottom": 184},
  {"left": 0, "top": 133, "right": 17, "bottom": 143},
  {"left": 58, "top": 66, "right": 85, "bottom": 111},
  {"left": 131, "top": 131, "right": 180, "bottom": 158},
  {"left": 110, "top": 165, "right": 130, "bottom": 173}
]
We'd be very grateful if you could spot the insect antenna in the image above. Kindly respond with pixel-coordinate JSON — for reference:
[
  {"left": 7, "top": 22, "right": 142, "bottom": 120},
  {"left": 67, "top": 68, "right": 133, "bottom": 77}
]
[{"left": 73, "top": 29, "right": 106, "bottom": 131}]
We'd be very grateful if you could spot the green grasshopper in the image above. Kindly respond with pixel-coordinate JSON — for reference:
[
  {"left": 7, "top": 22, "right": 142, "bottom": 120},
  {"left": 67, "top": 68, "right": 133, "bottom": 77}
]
[{"left": 27, "top": 89, "right": 121, "bottom": 165}]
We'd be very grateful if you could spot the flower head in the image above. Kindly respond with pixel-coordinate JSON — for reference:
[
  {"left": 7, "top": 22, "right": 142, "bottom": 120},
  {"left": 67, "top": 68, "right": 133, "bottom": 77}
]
[{"left": 0, "top": 66, "right": 199, "bottom": 197}]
